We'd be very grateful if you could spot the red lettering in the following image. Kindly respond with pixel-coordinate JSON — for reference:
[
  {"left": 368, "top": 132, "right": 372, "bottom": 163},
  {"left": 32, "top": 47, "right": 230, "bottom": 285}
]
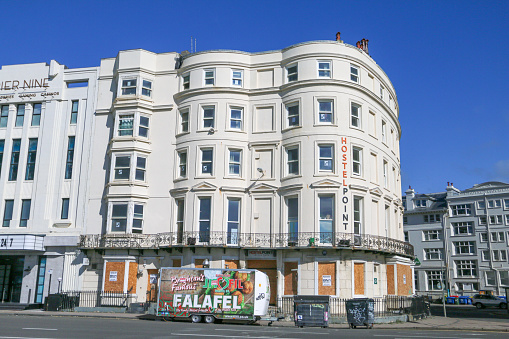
[
  {"left": 343, "top": 179, "right": 347, "bottom": 186},
  {"left": 342, "top": 154, "right": 347, "bottom": 161},
  {"left": 342, "top": 162, "right": 347, "bottom": 169},
  {"left": 341, "top": 137, "right": 347, "bottom": 144},
  {"left": 341, "top": 145, "right": 347, "bottom": 152},
  {"left": 343, "top": 171, "right": 347, "bottom": 178}
]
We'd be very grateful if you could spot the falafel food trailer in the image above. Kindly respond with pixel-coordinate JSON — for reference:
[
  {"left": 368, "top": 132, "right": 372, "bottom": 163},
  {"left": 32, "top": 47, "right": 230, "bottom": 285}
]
[{"left": 157, "top": 267, "right": 270, "bottom": 323}]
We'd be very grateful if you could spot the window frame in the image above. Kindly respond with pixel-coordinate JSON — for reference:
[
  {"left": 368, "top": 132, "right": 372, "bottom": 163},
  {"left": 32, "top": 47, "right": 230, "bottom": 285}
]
[
  {"left": 114, "top": 112, "right": 150, "bottom": 139},
  {"left": 353, "top": 196, "right": 363, "bottom": 235},
  {"left": 176, "top": 149, "right": 188, "bottom": 179},
  {"left": 108, "top": 201, "right": 145, "bottom": 234},
  {"left": 455, "top": 260, "right": 477, "bottom": 278},
  {"left": 318, "top": 144, "right": 334, "bottom": 173},
  {"left": 318, "top": 194, "right": 334, "bottom": 244},
  {"left": 350, "top": 64, "right": 359, "bottom": 83},
  {"left": 317, "top": 99, "right": 334, "bottom": 125},
  {"left": 204, "top": 69, "right": 215, "bottom": 86},
  {"left": 119, "top": 76, "right": 154, "bottom": 97},
  {"left": 227, "top": 148, "right": 242, "bottom": 177},
  {"left": 351, "top": 102, "right": 362, "bottom": 129},
  {"left": 317, "top": 60, "right": 331, "bottom": 78},
  {"left": 25, "top": 138, "right": 38, "bottom": 181},
  {"left": 2, "top": 200, "right": 14, "bottom": 227},
  {"left": 352, "top": 146, "right": 362, "bottom": 176},
  {"left": 19, "top": 199, "right": 31, "bottom": 227},
  {"left": 70, "top": 100, "right": 79, "bottom": 125},
  {"left": 284, "top": 101, "right": 300, "bottom": 129},
  {"left": 182, "top": 73, "right": 190, "bottom": 90},
  {"left": 178, "top": 108, "right": 190, "bottom": 134},
  {"left": 424, "top": 248, "right": 442, "bottom": 260},
  {"left": 232, "top": 69, "right": 243, "bottom": 87},
  {"left": 201, "top": 105, "right": 215, "bottom": 130},
  {"left": 0, "top": 105, "right": 9, "bottom": 128},
  {"left": 226, "top": 197, "right": 241, "bottom": 245},
  {"left": 451, "top": 204, "right": 472, "bottom": 216},
  {"left": 15, "top": 104, "right": 25, "bottom": 127},
  {"left": 452, "top": 222, "right": 473, "bottom": 236},
  {"left": 286, "top": 64, "right": 298, "bottom": 83},
  {"left": 31, "top": 103, "right": 42, "bottom": 126},
  {"left": 453, "top": 241, "right": 475, "bottom": 255},
  {"left": 423, "top": 230, "right": 442, "bottom": 241},
  {"left": 111, "top": 152, "right": 148, "bottom": 183},
  {"left": 199, "top": 147, "right": 214, "bottom": 176},
  {"left": 65, "top": 136, "right": 75, "bottom": 180},
  {"left": 8, "top": 139, "right": 21, "bottom": 181},
  {"left": 228, "top": 106, "right": 243, "bottom": 131},
  {"left": 284, "top": 144, "right": 300, "bottom": 177}
]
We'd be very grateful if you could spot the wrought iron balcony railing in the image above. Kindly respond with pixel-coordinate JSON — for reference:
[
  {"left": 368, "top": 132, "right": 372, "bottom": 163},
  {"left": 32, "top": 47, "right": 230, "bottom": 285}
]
[{"left": 80, "top": 231, "right": 414, "bottom": 257}]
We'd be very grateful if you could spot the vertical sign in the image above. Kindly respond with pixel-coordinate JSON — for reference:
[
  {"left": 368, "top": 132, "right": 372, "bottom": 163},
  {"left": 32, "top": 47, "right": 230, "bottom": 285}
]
[{"left": 341, "top": 137, "right": 349, "bottom": 230}]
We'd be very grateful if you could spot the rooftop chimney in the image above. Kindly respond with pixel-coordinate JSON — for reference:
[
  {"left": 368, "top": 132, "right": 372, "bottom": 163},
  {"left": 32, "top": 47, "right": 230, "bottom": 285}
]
[
  {"left": 405, "top": 186, "right": 415, "bottom": 212},
  {"left": 446, "top": 182, "right": 460, "bottom": 197},
  {"left": 336, "top": 32, "right": 343, "bottom": 43}
]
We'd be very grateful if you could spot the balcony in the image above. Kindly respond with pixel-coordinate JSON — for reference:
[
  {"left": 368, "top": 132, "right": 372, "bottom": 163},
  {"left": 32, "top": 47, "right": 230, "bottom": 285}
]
[{"left": 80, "top": 231, "right": 414, "bottom": 257}]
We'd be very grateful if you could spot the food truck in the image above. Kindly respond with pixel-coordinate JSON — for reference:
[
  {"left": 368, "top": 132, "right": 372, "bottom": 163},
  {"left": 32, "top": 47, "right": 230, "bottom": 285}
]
[{"left": 157, "top": 267, "right": 270, "bottom": 323}]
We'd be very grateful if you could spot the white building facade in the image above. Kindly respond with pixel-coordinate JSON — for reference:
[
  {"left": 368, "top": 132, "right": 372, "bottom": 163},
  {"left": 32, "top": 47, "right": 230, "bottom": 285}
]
[
  {"left": 0, "top": 61, "right": 97, "bottom": 304},
  {"left": 80, "top": 40, "right": 413, "bottom": 304},
  {"left": 404, "top": 182, "right": 509, "bottom": 297}
]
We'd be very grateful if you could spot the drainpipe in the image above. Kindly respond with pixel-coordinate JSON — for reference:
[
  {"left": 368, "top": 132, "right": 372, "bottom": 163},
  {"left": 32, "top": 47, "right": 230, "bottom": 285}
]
[{"left": 484, "top": 195, "right": 500, "bottom": 296}]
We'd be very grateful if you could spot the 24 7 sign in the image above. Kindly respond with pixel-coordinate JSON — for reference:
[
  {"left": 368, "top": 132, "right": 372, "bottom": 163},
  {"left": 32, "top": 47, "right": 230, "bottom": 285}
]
[{"left": 0, "top": 236, "right": 14, "bottom": 248}]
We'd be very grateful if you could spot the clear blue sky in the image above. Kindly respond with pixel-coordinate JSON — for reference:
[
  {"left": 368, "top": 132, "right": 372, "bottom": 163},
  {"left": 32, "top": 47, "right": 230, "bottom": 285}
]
[{"left": 1, "top": 0, "right": 508, "bottom": 194}]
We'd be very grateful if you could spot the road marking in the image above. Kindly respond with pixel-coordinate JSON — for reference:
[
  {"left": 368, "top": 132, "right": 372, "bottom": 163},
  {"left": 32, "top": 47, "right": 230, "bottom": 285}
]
[
  {"left": 374, "top": 336, "right": 462, "bottom": 339},
  {"left": 0, "top": 337, "right": 55, "bottom": 339},
  {"left": 173, "top": 334, "right": 299, "bottom": 339},
  {"left": 215, "top": 328, "right": 323, "bottom": 334},
  {"left": 22, "top": 328, "right": 58, "bottom": 331}
]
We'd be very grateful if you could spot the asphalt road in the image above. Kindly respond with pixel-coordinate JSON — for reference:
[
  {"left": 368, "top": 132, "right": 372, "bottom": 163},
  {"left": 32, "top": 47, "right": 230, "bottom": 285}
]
[
  {"left": 0, "top": 315, "right": 508, "bottom": 339},
  {"left": 430, "top": 304, "right": 509, "bottom": 322}
]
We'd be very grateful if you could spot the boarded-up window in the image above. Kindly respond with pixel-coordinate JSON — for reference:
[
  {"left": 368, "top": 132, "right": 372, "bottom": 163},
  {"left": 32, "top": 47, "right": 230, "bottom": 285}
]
[
  {"left": 224, "top": 260, "right": 239, "bottom": 269},
  {"left": 354, "top": 263, "right": 365, "bottom": 296},
  {"left": 104, "top": 261, "right": 137, "bottom": 293},
  {"left": 397, "top": 264, "right": 413, "bottom": 295},
  {"left": 172, "top": 259, "right": 181, "bottom": 268},
  {"left": 194, "top": 259, "right": 205, "bottom": 268},
  {"left": 253, "top": 198, "right": 272, "bottom": 234},
  {"left": 104, "top": 261, "right": 125, "bottom": 292},
  {"left": 247, "top": 260, "right": 277, "bottom": 305},
  {"left": 254, "top": 107, "right": 274, "bottom": 132},
  {"left": 387, "top": 264, "right": 395, "bottom": 295},
  {"left": 284, "top": 262, "right": 298, "bottom": 295},
  {"left": 318, "top": 262, "right": 336, "bottom": 295}
]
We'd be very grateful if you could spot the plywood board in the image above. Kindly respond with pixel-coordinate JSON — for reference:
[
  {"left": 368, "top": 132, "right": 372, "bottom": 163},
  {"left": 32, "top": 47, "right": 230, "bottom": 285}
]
[
  {"left": 318, "top": 262, "right": 336, "bottom": 296},
  {"left": 104, "top": 261, "right": 125, "bottom": 292},
  {"left": 224, "top": 260, "right": 239, "bottom": 269},
  {"left": 127, "top": 262, "right": 138, "bottom": 293},
  {"left": 147, "top": 269, "right": 159, "bottom": 301},
  {"left": 194, "top": 259, "right": 204, "bottom": 268},
  {"left": 354, "top": 263, "right": 365, "bottom": 296},
  {"left": 247, "top": 260, "right": 277, "bottom": 305},
  {"left": 397, "top": 264, "right": 412, "bottom": 296},
  {"left": 172, "top": 259, "right": 181, "bottom": 267},
  {"left": 284, "top": 262, "right": 298, "bottom": 295},
  {"left": 387, "top": 264, "right": 395, "bottom": 295}
]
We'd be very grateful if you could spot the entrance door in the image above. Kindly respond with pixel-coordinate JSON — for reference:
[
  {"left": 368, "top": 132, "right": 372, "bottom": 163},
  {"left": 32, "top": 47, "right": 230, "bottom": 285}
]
[
  {"left": 0, "top": 264, "right": 12, "bottom": 302},
  {"left": 146, "top": 269, "right": 159, "bottom": 302},
  {"left": 0, "top": 256, "right": 24, "bottom": 303}
]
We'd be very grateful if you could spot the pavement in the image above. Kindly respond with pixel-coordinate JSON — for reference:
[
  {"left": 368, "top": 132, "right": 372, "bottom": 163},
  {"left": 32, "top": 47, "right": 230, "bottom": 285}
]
[{"left": 0, "top": 307, "right": 507, "bottom": 332}]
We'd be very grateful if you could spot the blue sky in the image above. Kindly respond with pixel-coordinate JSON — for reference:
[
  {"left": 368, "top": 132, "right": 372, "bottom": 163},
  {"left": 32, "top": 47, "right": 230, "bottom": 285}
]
[{"left": 1, "top": 0, "right": 508, "bottom": 194}]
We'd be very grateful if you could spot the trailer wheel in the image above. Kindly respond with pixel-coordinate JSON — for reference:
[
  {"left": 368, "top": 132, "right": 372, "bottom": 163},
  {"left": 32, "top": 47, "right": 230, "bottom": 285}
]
[
  {"left": 204, "top": 315, "right": 215, "bottom": 324},
  {"left": 191, "top": 314, "right": 202, "bottom": 323}
]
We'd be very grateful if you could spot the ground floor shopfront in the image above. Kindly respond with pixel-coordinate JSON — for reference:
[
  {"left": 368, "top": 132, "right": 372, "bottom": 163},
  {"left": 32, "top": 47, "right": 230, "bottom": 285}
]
[
  {"left": 0, "top": 234, "right": 80, "bottom": 305},
  {"left": 79, "top": 246, "right": 414, "bottom": 304}
]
